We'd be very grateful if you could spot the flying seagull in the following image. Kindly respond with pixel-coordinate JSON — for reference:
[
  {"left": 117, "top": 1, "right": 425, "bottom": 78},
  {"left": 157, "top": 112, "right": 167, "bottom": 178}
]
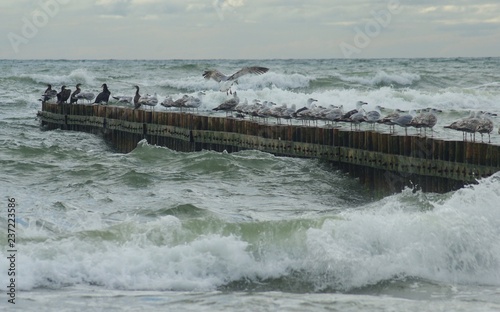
[{"left": 202, "top": 66, "right": 269, "bottom": 94}]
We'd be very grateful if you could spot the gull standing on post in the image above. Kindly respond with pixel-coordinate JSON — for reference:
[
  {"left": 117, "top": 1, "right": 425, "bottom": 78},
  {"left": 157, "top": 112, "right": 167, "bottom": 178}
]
[
  {"left": 476, "top": 112, "right": 495, "bottom": 143},
  {"left": 203, "top": 66, "right": 269, "bottom": 94},
  {"left": 184, "top": 91, "right": 205, "bottom": 112},
  {"left": 213, "top": 91, "right": 240, "bottom": 117},
  {"left": 392, "top": 111, "right": 415, "bottom": 136},
  {"left": 138, "top": 93, "right": 158, "bottom": 111}
]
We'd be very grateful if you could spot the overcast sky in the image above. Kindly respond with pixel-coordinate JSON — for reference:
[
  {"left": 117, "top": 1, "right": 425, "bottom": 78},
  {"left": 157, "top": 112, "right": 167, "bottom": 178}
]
[{"left": 1, "top": 0, "right": 499, "bottom": 59}]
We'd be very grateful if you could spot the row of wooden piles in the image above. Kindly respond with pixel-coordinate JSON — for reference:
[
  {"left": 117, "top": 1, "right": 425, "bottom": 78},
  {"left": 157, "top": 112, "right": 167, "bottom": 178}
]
[{"left": 39, "top": 103, "right": 500, "bottom": 194}]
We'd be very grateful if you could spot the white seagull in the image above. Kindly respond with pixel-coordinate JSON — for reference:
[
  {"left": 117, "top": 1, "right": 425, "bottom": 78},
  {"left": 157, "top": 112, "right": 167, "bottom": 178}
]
[
  {"left": 202, "top": 66, "right": 269, "bottom": 94},
  {"left": 213, "top": 92, "right": 240, "bottom": 117}
]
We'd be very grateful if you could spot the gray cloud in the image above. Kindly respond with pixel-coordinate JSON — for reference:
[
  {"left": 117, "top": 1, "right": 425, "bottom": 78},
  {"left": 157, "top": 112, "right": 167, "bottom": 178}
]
[{"left": 1, "top": 0, "right": 499, "bottom": 59}]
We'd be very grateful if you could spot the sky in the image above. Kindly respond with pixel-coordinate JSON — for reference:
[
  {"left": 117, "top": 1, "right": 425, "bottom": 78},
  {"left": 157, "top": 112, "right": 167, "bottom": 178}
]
[{"left": 1, "top": 0, "right": 499, "bottom": 60}]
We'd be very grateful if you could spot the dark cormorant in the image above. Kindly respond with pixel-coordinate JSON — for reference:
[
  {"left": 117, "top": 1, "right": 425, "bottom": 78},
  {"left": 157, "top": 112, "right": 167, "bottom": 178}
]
[
  {"left": 70, "top": 83, "right": 81, "bottom": 104},
  {"left": 57, "top": 85, "right": 71, "bottom": 104},
  {"left": 133, "top": 85, "right": 141, "bottom": 109},
  {"left": 94, "top": 83, "right": 111, "bottom": 104},
  {"left": 40, "top": 84, "right": 57, "bottom": 103}
]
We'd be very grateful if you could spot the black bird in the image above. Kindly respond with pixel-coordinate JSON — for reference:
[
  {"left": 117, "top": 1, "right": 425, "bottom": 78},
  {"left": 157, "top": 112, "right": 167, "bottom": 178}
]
[
  {"left": 133, "top": 85, "right": 141, "bottom": 109},
  {"left": 94, "top": 83, "right": 111, "bottom": 104},
  {"left": 57, "top": 85, "right": 71, "bottom": 104},
  {"left": 70, "top": 83, "right": 81, "bottom": 104},
  {"left": 40, "top": 84, "right": 57, "bottom": 103}
]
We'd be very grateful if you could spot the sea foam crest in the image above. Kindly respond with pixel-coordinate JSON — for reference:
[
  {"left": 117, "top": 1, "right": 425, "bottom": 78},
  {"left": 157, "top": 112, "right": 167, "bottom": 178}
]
[
  {"left": 9, "top": 173, "right": 500, "bottom": 292},
  {"left": 20, "top": 68, "right": 96, "bottom": 86},
  {"left": 13, "top": 216, "right": 282, "bottom": 291},
  {"left": 303, "top": 173, "right": 500, "bottom": 291},
  {"left": 339, "top": 71, "right": 421, "bottom": 87}
]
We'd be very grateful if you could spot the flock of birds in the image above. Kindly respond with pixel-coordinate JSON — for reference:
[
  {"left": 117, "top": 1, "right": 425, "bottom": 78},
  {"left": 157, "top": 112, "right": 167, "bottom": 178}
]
[
  {"left": 39, "top": 66, "right": 498, "bottom": 143},
  {"left": 211, "top": 95, "right": 497, "bottom": 143}
]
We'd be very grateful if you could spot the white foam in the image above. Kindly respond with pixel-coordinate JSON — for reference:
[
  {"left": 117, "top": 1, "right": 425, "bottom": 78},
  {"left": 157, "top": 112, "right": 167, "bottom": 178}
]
[
  {"left": 336, "top": 71, "right": 421, "bottom": 86},
  {"left": 10, "top": 215, "right": 286, "bottom": 291},
  {"left": 4, "top": 174, "right": 500, "bottom": 292},
  {"left": 20, "top": 68, "right": 96, "bottom": 86},
  {"left": 304, "top": 173, "right": 500, "bottom": 290},
  {"left": 156, "top": 72, "right": 311, "bottom": 94}
]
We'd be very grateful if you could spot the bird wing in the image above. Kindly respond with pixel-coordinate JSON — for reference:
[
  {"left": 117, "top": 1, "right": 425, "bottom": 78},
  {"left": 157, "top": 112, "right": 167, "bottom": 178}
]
[
  {"left": 227, "top": 66, "right": 269, "bottom": 81},
  {"left": 202, "top": 70, "right": 227, "bottom": 82}
]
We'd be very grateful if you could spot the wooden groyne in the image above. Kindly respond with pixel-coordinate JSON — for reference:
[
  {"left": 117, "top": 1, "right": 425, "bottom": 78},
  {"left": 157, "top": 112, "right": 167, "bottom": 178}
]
[{"left": 38, "top": 102, "right": 500, "bottom": 195}]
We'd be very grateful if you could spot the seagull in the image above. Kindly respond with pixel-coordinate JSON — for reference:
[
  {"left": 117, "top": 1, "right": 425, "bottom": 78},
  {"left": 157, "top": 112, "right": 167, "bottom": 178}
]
[
  {"left": 341, "top": 101, "right": 368, "bottom": 121},
  {"left": 171, "top": 95, "right": 190, "bottom": 111},
  {"left": 282, "top": 104, "right": 297, "bottom": 124},
  {"left": 323, "top": 105, "right": 344, "bottom": 125},
  {"left": 112, "top": 95, "right": 132, "bottom": 103},
  {"left": 364, "top": 107, "right": 381, "bottom": 129},
  {"left": 392, "top": 112, "right": 414, "bottom": 135},
  {"left": 213, "top": 91, "right": 240, "bottom": 117},
  {"left": 410, "top": 108, "right": 439, "bottom": 136},
  {"left": 94, "top": 83, "right": 111, "bottom": 104},
  {"left": 293, "top": 98, "right": 318, "bottom": 125},
  {"left": 378, "top": 109, "right": 401, "bottom": 133},
  {"left": 138, "top": 93, "right": 158, "bottom": 111},
  {"left": 203, "top": 66, "right": 269, "bottom": 94},
  {"left": 444, "top": 111, "right": 479, "bottom": 141},
  {"left": 476, "top": 112, "right": 495, "bottom": 143},
  {"left": 349, "top": 109, "right": 366, "bottom": 130},
  {"left": 184, "top": 91, "right": 205, "bottom": 112},
  {"left": 75, "top": 91, "right": 95, "bottom": 103},
  {"left": 234, "top": 98, "right": 249, "bottom": 116},
  {"left": 40, "top": 84, "right": 57, "bottom": 103},
  {"left": 161, "top": 96, "right": 174, "bottom": 109},
  {"left": 269, "top": 103, "right": 287, "bottom": 124},
  {"left": 57, "top": 85, "right": 71, "bottom": 104}
]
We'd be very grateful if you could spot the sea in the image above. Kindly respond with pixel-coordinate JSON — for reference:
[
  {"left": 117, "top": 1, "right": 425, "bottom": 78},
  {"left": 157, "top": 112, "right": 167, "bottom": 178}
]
[{"left": 0, "top": 58, "right": 500, "bottom": 311}]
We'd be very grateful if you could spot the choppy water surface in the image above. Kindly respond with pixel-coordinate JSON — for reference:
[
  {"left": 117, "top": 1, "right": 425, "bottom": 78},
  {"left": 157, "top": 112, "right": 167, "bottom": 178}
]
[{"left": 0, "top": 58, "right": 500, "bottom": 311}]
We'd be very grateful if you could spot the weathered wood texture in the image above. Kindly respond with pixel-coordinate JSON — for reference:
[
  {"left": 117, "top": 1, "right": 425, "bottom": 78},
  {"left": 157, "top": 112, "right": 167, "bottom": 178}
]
[{"left": 38, "top": 103, "right": 500, "bottom": 195}]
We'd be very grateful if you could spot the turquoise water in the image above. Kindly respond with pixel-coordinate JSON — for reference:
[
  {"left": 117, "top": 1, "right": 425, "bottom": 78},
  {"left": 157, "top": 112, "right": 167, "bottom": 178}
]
[{"left": 0, "top": 58, "right": 500, "bottom": 311}]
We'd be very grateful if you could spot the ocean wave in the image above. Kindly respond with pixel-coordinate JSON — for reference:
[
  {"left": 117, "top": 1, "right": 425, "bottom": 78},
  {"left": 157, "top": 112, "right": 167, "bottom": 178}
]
[
  {"left": 18, "top": 68, "right": 96, "bottom": 86},
  {"left": 337, "top": 71, "right": 421, "bottom": 87},
  {"left": 158, "top": 72, "right": 312, "bottom": 93},
  {"left": 303, "top": 173, "right": 500, "bottom": 291},
  {"left": 9, "top": 172, "right": 500, "bottom": 292}
]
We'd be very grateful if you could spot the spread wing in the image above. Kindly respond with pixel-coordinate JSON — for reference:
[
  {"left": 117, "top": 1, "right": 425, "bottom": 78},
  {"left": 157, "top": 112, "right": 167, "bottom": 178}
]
[
  {"left": 202, "top": 70, "right": 228, "bottom": 82},
  {"left": 227, "top": 66, "right": 269, "bottom": 80}
]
